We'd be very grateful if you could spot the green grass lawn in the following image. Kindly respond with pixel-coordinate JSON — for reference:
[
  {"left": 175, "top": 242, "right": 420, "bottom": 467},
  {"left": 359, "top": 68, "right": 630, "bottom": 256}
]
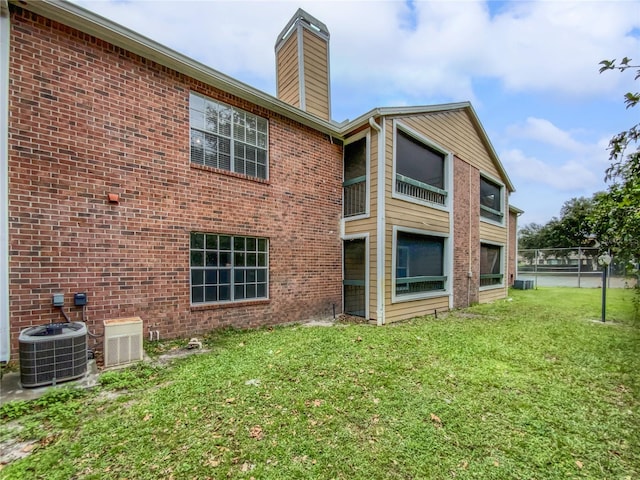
[{"left": 2, "top": 288, "right": 638, "bottom": 479}]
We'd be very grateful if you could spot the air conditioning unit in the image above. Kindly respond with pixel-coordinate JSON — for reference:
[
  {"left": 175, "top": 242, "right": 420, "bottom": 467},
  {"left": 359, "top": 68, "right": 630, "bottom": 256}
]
[
  {"left": 19, "top": 322, "right": 88, "bottom": 388},
  {"left": 103, "top": 317, "right": 143, "bottom": 368}
]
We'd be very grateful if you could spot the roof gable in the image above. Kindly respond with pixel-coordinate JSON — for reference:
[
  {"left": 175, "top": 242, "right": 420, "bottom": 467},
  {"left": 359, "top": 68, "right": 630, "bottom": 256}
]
[{"left": 343, "top": 104, "right": 514, "bottom": 192}]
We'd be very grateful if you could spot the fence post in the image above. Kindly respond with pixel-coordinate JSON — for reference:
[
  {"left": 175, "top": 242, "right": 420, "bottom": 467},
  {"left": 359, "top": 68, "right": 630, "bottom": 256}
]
[
  {"left": 533, "top": 248, "right": 538, "bottom": 290},
  {"left": 577, "top": 247, "right": 581, "bottom": 288}
]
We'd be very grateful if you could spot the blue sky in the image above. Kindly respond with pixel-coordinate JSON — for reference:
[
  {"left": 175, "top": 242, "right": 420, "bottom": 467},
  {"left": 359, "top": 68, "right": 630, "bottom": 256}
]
[{"left": 72, "top": 0, "right": 640, "bottom": 227}]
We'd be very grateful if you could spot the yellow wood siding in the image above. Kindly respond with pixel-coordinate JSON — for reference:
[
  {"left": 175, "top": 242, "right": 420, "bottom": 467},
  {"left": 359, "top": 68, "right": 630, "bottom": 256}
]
[
  {"left": 383, "top": 116, "right": 451, "bottom": 235},
  {"left": 369, "top": 128, "right": 378, "bottom": 219},
  {"left": 381, "top": 114, "right": 456, "bottom": 322},
  {"left": 400, "top": 111, "right": 503, "bottom": 180},
  {"left": 276, "top": 33, "right": 300, "bottom": 108},
  {"left": 302, "top": 29, "right": 329, "bottom": 120},
  {"left": 479, "top": 286, "right": 507, "bottom": 304},
  {"left": 385, "top": 296, "right": 449, "bottom": 323},
  {"left": 480, "top": 221, "right": 508, "bottom": 244},
  {"left": 345, "top": 217, "right": 376, "bottom": 236},
  {"left": 387, "top": 200, "right": 449, "bottom": 233}
]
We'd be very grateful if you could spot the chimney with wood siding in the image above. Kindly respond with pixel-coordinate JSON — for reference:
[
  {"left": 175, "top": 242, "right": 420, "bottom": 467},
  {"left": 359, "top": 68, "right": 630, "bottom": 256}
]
[{"left": 275, "top": 9, "right": 331, "bottom": 121}]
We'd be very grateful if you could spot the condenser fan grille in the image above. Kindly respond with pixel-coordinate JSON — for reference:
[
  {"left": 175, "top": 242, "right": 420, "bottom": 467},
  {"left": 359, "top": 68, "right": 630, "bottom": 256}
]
[{"left": 19, "top": 322, "right": 88, "bottom": 388}]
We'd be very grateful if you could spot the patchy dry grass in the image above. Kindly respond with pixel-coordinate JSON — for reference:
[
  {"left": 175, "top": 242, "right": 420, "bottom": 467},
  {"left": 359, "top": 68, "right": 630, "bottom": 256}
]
[{"left": 1, "top": 288, "right": 638, "bottom": 479}]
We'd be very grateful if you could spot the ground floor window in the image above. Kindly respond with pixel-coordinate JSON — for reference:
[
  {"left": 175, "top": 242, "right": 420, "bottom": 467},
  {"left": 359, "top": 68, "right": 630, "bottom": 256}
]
[
  {"left": 395, "top": 231, "right": 446, "bottom": 296},
  {"left": 480, "top": 243, "right": 503, "bottom": 287},
  {"left": 190, "top": 233, "right": 268, "bottom": 304}
]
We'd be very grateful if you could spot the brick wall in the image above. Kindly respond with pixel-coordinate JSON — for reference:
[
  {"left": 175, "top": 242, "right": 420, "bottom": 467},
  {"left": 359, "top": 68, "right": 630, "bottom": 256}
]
[
  {"left": 452, "top": 156, "right": 480, "bottom": 308},
  {"left": 7, "top": 7, "right": 343, "bottom": 359}
]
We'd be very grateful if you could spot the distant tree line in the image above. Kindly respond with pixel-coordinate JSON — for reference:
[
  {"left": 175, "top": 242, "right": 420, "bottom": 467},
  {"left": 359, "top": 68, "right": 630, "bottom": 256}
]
[{"left": 518, "top": 196, "right": 600, "bottom": 265}]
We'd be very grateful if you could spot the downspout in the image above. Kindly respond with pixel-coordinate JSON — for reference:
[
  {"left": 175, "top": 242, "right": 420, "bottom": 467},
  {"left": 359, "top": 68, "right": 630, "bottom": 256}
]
[
  {"left": 0, "top": 0, "right": 10, "bottom": 363},
  {"left": 467, "top": 162, "right": 472, "bottom": 307},
  {"left": 369, "top": 116, "right": 385, "bottom": 326},
  {"left": 446, "top": 155, "right": 454, "bottom": 310}
]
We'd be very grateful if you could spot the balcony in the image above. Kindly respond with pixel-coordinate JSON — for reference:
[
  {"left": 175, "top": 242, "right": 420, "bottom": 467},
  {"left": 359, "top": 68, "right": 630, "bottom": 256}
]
[
  {"left": 480, "top": 274, "right": 503, "bottom": 287},
  {"left": 396, "top": 174, "right": 446, "bottom": 206},
  {"left": 343, "top": 175, "right": 366, "bottom": 217}
]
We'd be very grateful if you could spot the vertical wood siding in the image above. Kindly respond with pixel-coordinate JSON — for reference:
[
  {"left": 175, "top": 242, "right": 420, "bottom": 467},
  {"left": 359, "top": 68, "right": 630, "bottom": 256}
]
[
  {"left": 301, "top": 29, "right": 330, "bottom": 120},
  {"left": 276, "top": 33, "right": 300, "bottom": 108}
]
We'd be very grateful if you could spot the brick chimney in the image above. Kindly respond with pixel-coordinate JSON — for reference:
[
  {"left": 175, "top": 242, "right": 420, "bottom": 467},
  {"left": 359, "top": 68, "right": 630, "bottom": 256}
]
[{"left": 275, "top": 9, "right": 331, "bottom": 121}]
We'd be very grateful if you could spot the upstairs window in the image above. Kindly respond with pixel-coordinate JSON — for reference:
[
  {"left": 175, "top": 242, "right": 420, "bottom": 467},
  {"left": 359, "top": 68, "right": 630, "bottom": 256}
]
[
  {"left": 343, "top": 136, "right": 367, "bottom": 217},
  {"left": 395, "top": 128, "right": 447, "bottom": 206},
  {"left": 480, "top": 243, "right": 503, "bottom": 287},
  {"left": 480, "top": 176, "right": 503, "bottom": 223},
  {"left": 190, "top": 92, "right": 268, "bottom": 179}
]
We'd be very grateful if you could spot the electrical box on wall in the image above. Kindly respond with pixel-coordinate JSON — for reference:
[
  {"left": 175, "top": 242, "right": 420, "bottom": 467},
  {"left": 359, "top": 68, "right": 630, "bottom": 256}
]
[
  {"left": 74, "top": 292, "right": 87, "bottom": 306},
  {"left": 52, "top": 293, "right": 64, "bottom": 307}
]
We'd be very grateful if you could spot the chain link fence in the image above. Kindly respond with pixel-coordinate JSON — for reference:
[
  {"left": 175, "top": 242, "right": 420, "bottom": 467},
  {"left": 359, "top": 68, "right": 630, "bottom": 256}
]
[{"left": 517, "top": 247, "right": 637, "bottom": 288}]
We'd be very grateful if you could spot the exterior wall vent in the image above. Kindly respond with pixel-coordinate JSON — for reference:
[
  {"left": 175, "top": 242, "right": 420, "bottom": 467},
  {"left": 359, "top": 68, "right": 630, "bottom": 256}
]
[
  {"left": 18, "top": 322, "right": 88, "bottom": 388},
  {"left": 103, "top": 317, "right": 143, "bottom": 367}
]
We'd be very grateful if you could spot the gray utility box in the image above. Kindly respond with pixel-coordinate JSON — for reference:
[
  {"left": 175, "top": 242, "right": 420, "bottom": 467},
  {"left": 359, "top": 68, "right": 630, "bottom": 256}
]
[{"left": 513, "top": 280, "right": 534, "bottom": 290}]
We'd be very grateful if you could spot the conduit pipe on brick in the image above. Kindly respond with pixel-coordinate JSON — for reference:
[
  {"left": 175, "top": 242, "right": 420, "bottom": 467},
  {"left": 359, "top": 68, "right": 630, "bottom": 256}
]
[
  {"left": 369, "top": 116, "right": 385, "bottom": 326},
  {"left": 0, "top": 0, "right": 11, "bottom": 362}
]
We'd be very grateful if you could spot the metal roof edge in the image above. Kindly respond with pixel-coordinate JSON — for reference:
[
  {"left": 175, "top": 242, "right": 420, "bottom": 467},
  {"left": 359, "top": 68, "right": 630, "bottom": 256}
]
[
  {"left": 10, "top": 0, "right": 341, "bottom": 137},
  {"left": 464, "top": 103, "right": 515, "bottom": 193},
  {"left": 338, "top": 103, "right": 472, "bottom": 134},
  {"left": 275, "top": 8, "right": 329, "bottom": 50}
]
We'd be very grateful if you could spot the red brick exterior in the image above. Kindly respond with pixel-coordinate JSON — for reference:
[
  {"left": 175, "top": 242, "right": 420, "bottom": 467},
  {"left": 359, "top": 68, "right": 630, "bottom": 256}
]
[
  {"left": 7, "top": 7, "right": 342, "bottom": 359},
  {"left": 452, "top": 156, "right": 480, "bottom": 308}
]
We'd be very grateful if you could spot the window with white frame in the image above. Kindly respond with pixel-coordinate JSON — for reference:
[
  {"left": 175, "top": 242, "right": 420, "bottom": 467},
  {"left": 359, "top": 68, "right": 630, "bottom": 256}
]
[
  {"left": 480, "top": 243, "right": 503, "bottom": 287},
  {"left": 395, "top": 231, "right": 446, "bottom": 296},
  {"left": 190, "top": 233, "right": 268, "bottom": 304},
  {"left": 190, "top": 92, "right": 268, "bottom": 179},
  {"left": 395, "top": 128, "right": 447, "bottom": 206},
  {"left": 480, "top": 176, "right": 503, "bottom": 223}
]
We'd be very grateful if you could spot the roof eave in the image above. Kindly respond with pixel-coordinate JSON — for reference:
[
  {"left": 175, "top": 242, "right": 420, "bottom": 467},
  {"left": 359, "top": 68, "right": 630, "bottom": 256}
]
[{"left": 340, "top": 103, "right": 515, "bottom": 193}]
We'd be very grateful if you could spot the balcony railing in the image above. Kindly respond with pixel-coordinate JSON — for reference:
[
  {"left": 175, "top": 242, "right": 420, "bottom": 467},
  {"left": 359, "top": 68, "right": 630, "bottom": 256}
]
[
  {"left": 480, "top": 205, "right": 504, "bottom": 223},
  {"left": 396, "top": 174, "right": 447, "bottom": 206},
  {"left": 343, "top": 176, "right": 366, "bottom": 217},
  {"left": 396, "top": 275, "right": 447, "bottom": 295},
  {"left": 480, "top": 274, "right": 503, "bottom": 287}
]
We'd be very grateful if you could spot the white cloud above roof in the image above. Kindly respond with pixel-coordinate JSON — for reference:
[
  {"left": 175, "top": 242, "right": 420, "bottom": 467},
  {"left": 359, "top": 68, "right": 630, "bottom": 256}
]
[{"left": 70, "top": 0, "right": 640, "bottom": 225}]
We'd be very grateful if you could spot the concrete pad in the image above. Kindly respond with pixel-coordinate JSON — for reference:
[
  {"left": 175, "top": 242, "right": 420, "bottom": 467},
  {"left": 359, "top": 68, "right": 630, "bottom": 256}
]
[{"left": 0, "top": 360, "right": 100, "bottom": 405}]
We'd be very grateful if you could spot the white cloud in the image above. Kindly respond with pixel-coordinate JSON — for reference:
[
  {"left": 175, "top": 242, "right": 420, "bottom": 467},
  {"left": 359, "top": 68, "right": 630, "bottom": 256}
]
[
  {"left": 501, "top": 148, "right": 599, "bottom": 191},
  {"left": 73, "top": 0, "right": 640, "bottom": 106},
  {"left": 69, "top": 0, "right": 636, "bottom": 225},
  {"left": 507, "top": 117, "right": 587, "bottom": 153},
  {"left": 480, "top": 1, "right": 640, "bottom": 96}
]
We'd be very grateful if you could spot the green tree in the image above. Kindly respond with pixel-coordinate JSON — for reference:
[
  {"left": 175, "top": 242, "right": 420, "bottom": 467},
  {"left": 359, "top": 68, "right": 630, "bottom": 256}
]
[
  {"left": 518, "top": 223, "right": 545, "bottom": 264},
  {"left": 519, "top": 197, "right": 596, "bottom": 249},
  {"left": 593, "top": 58, "right": 640, "bottom": 266}
]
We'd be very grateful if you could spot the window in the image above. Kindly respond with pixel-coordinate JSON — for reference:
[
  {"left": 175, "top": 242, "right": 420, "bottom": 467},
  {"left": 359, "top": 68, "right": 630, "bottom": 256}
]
[
  {"left": 190, "top": 92, "right": 268, "bottom": 179},
  {"left": 190, "top": 233, "right": 268, "bottom": 304},
  {"left": 395, "top": 231, "right": 446, "bottom": 296},
  {"left": 480, "top": 176, "right": 503, "bottom": 223},
  {"left": 480, "top": 243, "right": 503, "bottom": 287},
  {"left": 395, "top": 128, "right": 447, "bottom": 205},
  {"left": 343, "top": 136, "right": 367, "bottom": 217}
]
